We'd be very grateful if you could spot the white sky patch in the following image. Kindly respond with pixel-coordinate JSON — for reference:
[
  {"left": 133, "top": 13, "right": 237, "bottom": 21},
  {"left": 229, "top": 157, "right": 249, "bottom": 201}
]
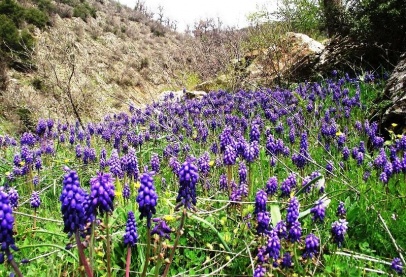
[{"left": 116, "top": 0, "right": 276, "bottom": 32}]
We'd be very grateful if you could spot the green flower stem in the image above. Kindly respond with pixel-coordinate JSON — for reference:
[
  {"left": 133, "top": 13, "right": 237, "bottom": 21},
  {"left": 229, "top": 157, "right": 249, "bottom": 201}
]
[
  {"left": 141, "top": 226, "right": 151, "bottom": 277},
  {"left": 89, "top": 222, "right": 95, "bottom": 271},
  {"left": 293, "top": 243, "right": 299, "bottom": 271},
  {"left": 33, "top": 209, "right": 37, "bottom": 230},
  {"left": 162, "top": 208, "right": 187, "bottom": 277},
  {"left": 154, "top": 237, "right": 163, "bottom": 277},
  {"left": 248, "top": 162, "right": 252, "bottom": 198},
  {"left": 8, "top": 254, "right": 23, "bottom": 277},
  {"left": 227, "top": 166, "right": 232, "bottom": 197},
  {"left": 125, "top": 246, "right": 131, "bottom": 277},
  {"left": 75, "top": 230, "right": 93, "bottom": 277},
  {"left": 105, "top": 213, "right": 112, "bottom": 277}
]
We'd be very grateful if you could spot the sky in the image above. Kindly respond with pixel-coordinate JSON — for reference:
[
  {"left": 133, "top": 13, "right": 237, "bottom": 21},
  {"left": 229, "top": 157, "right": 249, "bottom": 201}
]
[{"left": 117, "top": 0, "right": 275, "bottom": 32}]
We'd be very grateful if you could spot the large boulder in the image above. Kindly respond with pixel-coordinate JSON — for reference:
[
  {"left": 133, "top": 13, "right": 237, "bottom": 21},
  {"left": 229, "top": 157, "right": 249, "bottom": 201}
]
[
  {"left": 243, "top": 32, "right": 325, "bottom": 86},
  {"left": 377, "top": 52, "right": 406, "bottom": 136}
]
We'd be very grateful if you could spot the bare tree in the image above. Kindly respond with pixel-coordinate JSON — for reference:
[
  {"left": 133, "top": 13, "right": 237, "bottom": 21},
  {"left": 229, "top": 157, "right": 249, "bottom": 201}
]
[{"left": 157, "top": 5, "right": 164, "bottom": 24}]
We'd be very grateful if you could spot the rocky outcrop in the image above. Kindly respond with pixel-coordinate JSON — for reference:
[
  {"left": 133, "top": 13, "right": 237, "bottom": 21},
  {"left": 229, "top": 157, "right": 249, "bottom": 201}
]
[
  {"left": 243, "top": 32, "right": 326, "bottom": 87},
  {"left": 158, "top": 89, "right": 207, "bottom": 102},
  {"left": 377, "top": 52, "right": 406, "bottom": 136}
]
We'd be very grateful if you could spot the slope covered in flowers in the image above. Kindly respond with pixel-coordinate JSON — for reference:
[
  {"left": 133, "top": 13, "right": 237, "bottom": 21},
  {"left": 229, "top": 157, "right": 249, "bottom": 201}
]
[{"left": 0, "top": 73, "right": 404, "bottom": 276}]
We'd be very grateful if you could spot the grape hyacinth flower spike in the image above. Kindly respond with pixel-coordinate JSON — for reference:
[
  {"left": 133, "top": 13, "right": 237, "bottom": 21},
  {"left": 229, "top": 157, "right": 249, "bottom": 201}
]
[
  {"left": 175, "top": 161, "right": 199, "bottom": 211},
  {"left": 30, "top": 191, "right": 41, "bottom": 229},
  {"left": 331, "top": 219, "right": 348, "bottom": 247},
  {"left": 391, "top": 257, "right": 403, "bottom": 275},
  {"left": 0, "top": 188, "right": 22, "bottom": 277},
  {"left": 136, "top": 172, "right": 158, "bottom": 277},
  {"left": 136, "top": 172, "right": 158, "bottom": 228},
  {"left": 163, "top": 161, "right": 199, "bottom": 277},
  {"left": 123, "top": 211, "right": 138, "bottom": 277},
  {"left": 89, "top": 172, "right": 115, "bottom": 277},
  {"left": 89, "top": 172, "right": 115, "bottom": 216},
  {"left": 60, "top": 169, "right": 93, "bottom": 277},
  {"left": 303, "top": 233, "right": 320, "bottom": 259}
]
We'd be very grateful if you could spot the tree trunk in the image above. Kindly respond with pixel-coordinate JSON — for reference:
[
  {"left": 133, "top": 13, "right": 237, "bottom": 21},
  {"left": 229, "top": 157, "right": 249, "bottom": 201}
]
[{"left": 323, "top": 0, "right": 342, "bottom": 37}]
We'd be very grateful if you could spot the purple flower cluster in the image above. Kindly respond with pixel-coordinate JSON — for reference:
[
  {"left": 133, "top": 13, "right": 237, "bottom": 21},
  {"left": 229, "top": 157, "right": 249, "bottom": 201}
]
[
  {"left": 0, "top": 187, "right": 18, "bottom": 264},
  {"left": 123, "top": 211, "right": 138, "bottom": 247},
  {"left": 151, "top": 218, "right": 172, "bottom": 239},
  {"left": 60, "top": 170, "right": 88, "bottom": 237},
  {"left": 150, "top": 153, "right": 160, "bottom": 173},
  {"left": 266, "top": 176, "right": 278, "bottom": 196},
  {"left": 89, "top": 172, "right": 115, "bottom": 216},
  {"left": 331, "top": 219, "right": 348, "bottom": 247},
  {"left": 176, "top": 161, "right": 199, "bottom": 210},
  {"left": 254, "top": 190, "right": 267, "bottom": 215},
  {"left": 136, "top": 172, "right": 158, "bottom": 228},
  {"left": 286, "top": 197, "right": 300, "bottom": 225},
  {"left": 30, "top": 191, "right": 41, "bottom": 209},
  {"left": 303, "top": 233, "right": 320, "bottom": 259},
  {"left": 391, "top": 258, "right": 403, "bottom": 274},
  {"left": 8, "top": 188, "right": 19, "bottom": 209},
  {"left": 310, "top": 200, "right": 326, "bottom": 222}
]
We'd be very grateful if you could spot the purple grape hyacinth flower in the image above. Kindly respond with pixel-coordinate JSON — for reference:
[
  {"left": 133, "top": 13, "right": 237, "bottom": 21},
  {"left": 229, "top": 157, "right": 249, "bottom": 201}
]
[
  {"left": 109, "top": 149, "right": 123, "bottom": 179},
  {"left": 8, "top": 188, "right": 19, "bottom": 209},
  {"left": 30, "top": 191, "right": 41, "bottom": 209},
  {"left": 266, "top": 176, "right": 278, "bottom": 196},
  {"left": 303, "top": 233, "right": 320, "bottom": 259},
  {"left": 151, "top": 218, "right": 172, "bottom": 239},
  {"left": 256, "top": 211, "right": 270, "bottom": 235},
  {"left": 331, "top": 219, "right": 348, "bottom": 247},
  {"left": 0, "top": 187, "right": 18, "bottom": 264},
  {"left": 122, "top": 183, "right": 130, "bottom": 201},
  {"left": 311, "top": 200, "right": 327, "bottom": 222},
  {"left": 124, "top": 148, "right": 140, "bottom": 181},
  {"left": 150, "top": 153, "right": 160, "bottom": 173},
  {"left": 176, "top": 161, "right": 199, "bottom": 210},
  {"left": 223, "top": 144, "right": 237, "bottom": 166},
  {"left": 336, "top": 201, "right": 346, "bottom": 218},
  {"left": 238, "top": 161, "right": 247, "bottom": 184},
  {"left": 90, "top": 172, "right": 115, "bottom": 216},
  {"left": 266, "top": 230, "right": 281, "bottom": 261},
  {"left": 136, "top": 172, "right": 158, "bottom": 228},
  {"left": 281, "top": 252, "right": 293, "bottom": 268},
  {"left": 60, "top": 170, "right": 88, "bottom": 237},
  {"left": 123, "top": 211, "right": 138, "bottom": 247},
  {"left": 254, "top": 190, "right": 267, "bottom": 215},
  {"left": 254, "top": 265, "right": 266, "bottom": 277},
  {"left": 288, "top": 220, "right": 302, "bottom": 242},
  {"left": 391, "top": 257, "right": 403, "bottom": 274},
  {"left": 286, "top": 197, "right": 300, "bottom": 225},
  {"left": 275, "top": 220, "right": 287, "bottom": 239}
]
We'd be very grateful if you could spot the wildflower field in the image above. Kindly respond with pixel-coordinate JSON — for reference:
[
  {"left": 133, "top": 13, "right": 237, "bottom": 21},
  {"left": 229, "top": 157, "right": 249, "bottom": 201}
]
[{"left": 0, "top": 72, "right": 405, "bottom": 276}]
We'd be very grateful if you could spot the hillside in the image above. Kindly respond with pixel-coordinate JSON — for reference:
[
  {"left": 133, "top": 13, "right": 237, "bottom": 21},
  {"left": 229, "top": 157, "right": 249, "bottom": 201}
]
[{"left": 1, "top": 0, "right": 199, "bottom": 133}]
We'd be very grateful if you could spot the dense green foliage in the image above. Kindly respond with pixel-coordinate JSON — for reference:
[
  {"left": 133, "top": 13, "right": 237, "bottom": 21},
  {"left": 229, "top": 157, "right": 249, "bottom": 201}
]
[
  {"left": 72, "top": 2, "right": 96, "bottom": 22},
  {"left": 270, "top": 0, "right": 405, "bottom": 65},
  {"left": 346, "top": 0, "right": 406, "bottom": 61}
]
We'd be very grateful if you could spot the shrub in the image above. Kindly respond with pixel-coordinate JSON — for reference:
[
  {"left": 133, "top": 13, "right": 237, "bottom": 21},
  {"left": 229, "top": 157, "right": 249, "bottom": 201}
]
[
  {"left": 0, "top": 0, "right": 24, "bottom": 26},
  {"left": 33, "top": 0, "right": 55, "bottom": 13},
  {"left": 0, "top": 14, "right": 20, "bottom": 50},
  {"left": 73, "top": 2, "right": 96, "bottom": 22},
  {"left": 24, "top": 7, "right": 49, "bottom": 28},
  {"left": 346, "top": 0, "right": 406, "bottom": 62}
]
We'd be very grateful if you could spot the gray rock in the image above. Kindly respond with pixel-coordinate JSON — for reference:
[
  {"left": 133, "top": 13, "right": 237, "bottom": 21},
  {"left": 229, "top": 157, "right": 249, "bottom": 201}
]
[{"left": 379, "top": 52, "right": 406, "bottom": 135}]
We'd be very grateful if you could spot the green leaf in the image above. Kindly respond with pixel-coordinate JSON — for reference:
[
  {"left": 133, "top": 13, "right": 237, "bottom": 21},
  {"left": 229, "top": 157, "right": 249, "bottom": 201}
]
[
  {"left": 294, "top": 175, "right": 323, "bottom": 197},
  {"left": 270, "top": 204, "right": 281, "bottom": 226},
  {"left": 190, "top": 215, "right": 231, "bottom": 252}
]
